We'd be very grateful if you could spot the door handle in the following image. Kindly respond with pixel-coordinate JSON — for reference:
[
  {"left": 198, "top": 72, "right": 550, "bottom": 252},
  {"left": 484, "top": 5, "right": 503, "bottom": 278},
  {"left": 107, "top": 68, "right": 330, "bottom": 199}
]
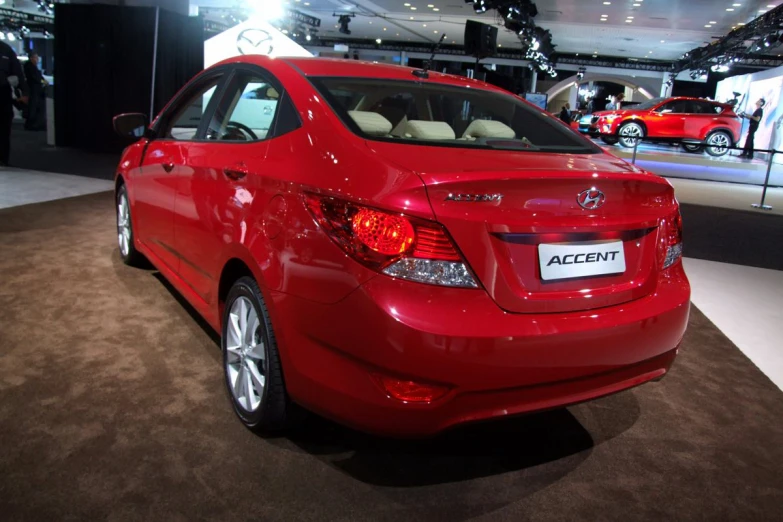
[
  {"left": 223, "top": 167, "right": 248, "bottom": 181},
  {"left": 162, "top": 162, "right": 175, "bottom": 173}
]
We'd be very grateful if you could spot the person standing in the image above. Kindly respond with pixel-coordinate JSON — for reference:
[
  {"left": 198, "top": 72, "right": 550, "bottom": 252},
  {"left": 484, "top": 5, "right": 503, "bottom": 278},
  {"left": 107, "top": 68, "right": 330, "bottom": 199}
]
[
  {"left": 739, "top": 98, "right": 765, "bottom": 160},
  {"left": 23, "top": 52, "right": 47, "bottom": 131},
  {"left": 559, "top": 102, "right": 572, "bottom": 124},
  {"left": 0, "top": 40, "right": 28, "bottom": 166}
]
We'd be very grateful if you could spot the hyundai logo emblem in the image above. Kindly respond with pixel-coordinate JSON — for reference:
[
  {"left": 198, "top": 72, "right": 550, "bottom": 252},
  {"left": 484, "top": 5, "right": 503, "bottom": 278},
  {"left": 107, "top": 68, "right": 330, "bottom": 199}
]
[{"left": 577, "top": 188, "right": 606, "bottom": 210}]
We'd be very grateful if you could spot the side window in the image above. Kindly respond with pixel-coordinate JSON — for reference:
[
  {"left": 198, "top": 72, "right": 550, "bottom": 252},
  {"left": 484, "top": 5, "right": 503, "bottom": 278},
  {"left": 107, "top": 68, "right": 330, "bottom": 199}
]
[
  {"left": 164, "top": 78, "right": 221, "bottom": 140},
  {"left": 208, "top": 72, "right": 280, "bottom": 142},
  {"left": 656, "top": 100, "right": 688, "bottom": 114}
]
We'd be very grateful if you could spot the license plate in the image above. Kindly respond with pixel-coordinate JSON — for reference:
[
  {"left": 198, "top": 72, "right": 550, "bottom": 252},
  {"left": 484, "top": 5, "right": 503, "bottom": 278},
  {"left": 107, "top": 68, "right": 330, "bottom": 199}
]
[{"left": 538, "top": 241, "right": 626, "bottom": 281}]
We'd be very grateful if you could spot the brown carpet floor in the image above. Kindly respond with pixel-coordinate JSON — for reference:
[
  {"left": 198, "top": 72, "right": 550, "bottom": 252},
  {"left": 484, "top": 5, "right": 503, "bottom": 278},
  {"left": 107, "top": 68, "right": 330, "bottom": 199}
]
[{"left": 1, "top": 191, "right": 782, "bottom": 522}]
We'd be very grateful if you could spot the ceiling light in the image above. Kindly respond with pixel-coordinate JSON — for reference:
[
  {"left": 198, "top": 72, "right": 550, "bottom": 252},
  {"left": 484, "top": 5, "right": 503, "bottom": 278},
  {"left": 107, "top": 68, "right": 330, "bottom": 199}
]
[
  {"left": 422, "top": 23, "right": 427, "bottom": 27},
  {"left": 383, "top": 27, "right": 387, "bottom": 30},
  {"left": 626, "top": 19, "right": 633, "bottom": 22},
  {"left": 404, "top": 2, "right": 410, "bottom": 5},
  {"left": 427, "top": 3, "right": 435, "bottom": 6},
  {"left": 304, "top": 1, "right": 309, "bottom": 4},
  {"left": 661, "top": 40, "right": 665, "bottom": 43},
  {"left": 376, "top": 38, "right": 382, "bottom": 44},
  {"left": 603, "top": 1, "right": 611, "bottom": 4},
  {"left": 433, "top": 7, "right": 439, "bottom": 11},
  {"left": 726, "top": 8, "right": 734, "bottom": 11},
  {"left": 633, "top": 2, "right": 641, "bottom": 5},
  {"left": 627, "top": 16, "right": 634, "bottom": 19},
  {"left": 410, "top": 16, "right": 414, "bottom": 19},
  {"left": 732, "top": 3, "right": 741, "bottom": 5},
  {"left": 767, "top": 4, "right": 775, "bottom": 7},
  {"left": 709, "top": 21, "right": 717, "bottom": 24},
  {"left": 705, "top": 24, "right": 712, "bottom": 27},
  {"left": 592, "top": 54, "right": 598, "bottom": 57},
  {"left": 600, "top": 18, "right": 607, "bottom": 21},
  {"left": 410, "top": 6, "right": 416, "bottom": 9}
]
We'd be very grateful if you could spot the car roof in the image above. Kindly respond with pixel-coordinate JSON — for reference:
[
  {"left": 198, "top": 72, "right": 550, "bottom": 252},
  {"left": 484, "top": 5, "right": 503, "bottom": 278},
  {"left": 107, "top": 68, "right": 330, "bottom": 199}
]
[{"left": 212, "top": 55, "right": 508, "bottom": 94}]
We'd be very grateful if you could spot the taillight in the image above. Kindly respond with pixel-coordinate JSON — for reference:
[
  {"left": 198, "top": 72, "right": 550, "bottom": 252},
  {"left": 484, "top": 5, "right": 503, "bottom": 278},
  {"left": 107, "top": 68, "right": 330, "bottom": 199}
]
[
  {"left": 304, "top": 193, "right": 478, "bottom": 288},
  {"left": 372, "top": 374, "right": 451, "bottom": 403},
  {"left": 660, "top": 209, "right": 683, "bottom": 269}
]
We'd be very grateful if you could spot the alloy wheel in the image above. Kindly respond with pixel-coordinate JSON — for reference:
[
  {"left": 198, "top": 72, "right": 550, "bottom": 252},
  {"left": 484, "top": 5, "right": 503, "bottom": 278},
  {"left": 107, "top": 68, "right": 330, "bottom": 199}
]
[
  {"left": 117, "top": 193, "right": 131, "bottom": 257},
  {"left": 707, "top": 133, "right": 730, "bottom": 155},
  {"left": 619, "top": 123, "right": 644, "bottom": 148},
  {"left": 225, "top": 296, "right": 266, "bottom": 412}
]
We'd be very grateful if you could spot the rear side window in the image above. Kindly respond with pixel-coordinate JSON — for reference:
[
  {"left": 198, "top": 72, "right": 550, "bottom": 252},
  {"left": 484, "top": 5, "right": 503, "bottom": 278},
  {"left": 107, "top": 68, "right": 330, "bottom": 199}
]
[{"left": 310, "top": 77, "right": 599, "bottom": 154}]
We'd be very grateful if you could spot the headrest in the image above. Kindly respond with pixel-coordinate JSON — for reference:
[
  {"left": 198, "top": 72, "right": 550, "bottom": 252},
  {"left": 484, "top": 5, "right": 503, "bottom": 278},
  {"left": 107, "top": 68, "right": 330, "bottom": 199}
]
[
  {"left": 404, "top": 120, "right": 456, "bottom": 140},
  {"left": 266, "top": 87, "right": 279, "bottom": 99},
  {"left": 348, "top": 111, "right": 393, "bottom": 136},
  {"left": 462, "top": 120, "right": 515, "bottom": 139}
]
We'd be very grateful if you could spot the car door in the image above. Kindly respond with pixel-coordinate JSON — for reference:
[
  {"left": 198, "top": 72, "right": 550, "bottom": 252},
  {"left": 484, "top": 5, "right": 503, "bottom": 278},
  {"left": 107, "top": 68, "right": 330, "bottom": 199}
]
[
  {"left": 649, "top": 99, "right": 688, "bottom": 138},
  {"left": 172, "top": 66, "right": 295, "bottom": 303},
  {"left": 683, "top": 100, "right": 717, "bottom": 140},
  {"left": 134, "top": 72, "right": 224, "bottom": 272}
]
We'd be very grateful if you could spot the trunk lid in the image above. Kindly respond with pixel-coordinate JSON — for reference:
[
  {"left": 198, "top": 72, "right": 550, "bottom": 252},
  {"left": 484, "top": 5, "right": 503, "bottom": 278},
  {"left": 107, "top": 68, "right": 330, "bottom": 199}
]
[{"left": 367, "top": 142, "right": 677, "bottom": 313}]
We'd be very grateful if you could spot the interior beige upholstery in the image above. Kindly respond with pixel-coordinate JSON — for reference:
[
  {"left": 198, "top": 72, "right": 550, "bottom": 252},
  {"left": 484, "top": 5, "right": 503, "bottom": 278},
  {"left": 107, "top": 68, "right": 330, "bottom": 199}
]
[
  {"left": 462, "top": 120, "right": 516, "bottom": 139},
  {"left": 404, "top": 120, "right": 456, "bottom": 140},
  {"left": 348, "top": 111, "right": 393, "bottom": 136},
  {"left": 266, "top": 87, "right": 280, "bottom": 99}
]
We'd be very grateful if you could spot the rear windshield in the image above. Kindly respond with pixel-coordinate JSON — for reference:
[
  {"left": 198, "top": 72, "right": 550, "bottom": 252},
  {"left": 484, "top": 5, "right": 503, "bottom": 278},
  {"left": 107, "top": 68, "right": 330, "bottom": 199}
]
[{"left": 310, "top": 77, "right": 600, "bottom": 154}]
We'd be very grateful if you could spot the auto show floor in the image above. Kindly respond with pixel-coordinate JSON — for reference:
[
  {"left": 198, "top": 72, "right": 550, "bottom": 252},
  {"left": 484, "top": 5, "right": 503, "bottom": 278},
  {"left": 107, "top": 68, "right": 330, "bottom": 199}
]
[{"left": 1, "top": 178, "right": 782, "bottom": 520}]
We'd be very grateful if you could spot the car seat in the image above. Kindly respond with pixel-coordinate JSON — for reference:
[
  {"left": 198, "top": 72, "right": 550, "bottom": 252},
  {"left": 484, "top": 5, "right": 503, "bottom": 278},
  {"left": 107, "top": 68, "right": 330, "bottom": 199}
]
[
  {"left": 347, "top": 111, "right": 393, "bottom": 136},
  {"left": 462, "top": 120, "right": 515, "bottom": 140},
  {"left": 403, "top": 120, "right": 456, "bottom": 140}
]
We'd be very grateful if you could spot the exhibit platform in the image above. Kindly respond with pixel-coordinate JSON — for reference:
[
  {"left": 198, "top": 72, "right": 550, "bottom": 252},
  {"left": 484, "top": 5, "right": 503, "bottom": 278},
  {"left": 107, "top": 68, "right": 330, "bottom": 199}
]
[{"left": 605, "top": 141, "right": 783, "bottom": 187}]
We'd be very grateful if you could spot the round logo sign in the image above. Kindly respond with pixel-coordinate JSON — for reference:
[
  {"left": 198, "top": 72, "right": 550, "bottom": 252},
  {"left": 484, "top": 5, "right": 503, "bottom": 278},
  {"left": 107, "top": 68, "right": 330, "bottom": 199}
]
[{"left": 237, "top": 28, "right": 274, "bottom": 56}]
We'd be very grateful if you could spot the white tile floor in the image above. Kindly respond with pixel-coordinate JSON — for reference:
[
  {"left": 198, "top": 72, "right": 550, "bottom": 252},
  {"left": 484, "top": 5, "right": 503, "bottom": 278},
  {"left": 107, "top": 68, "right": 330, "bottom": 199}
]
[
  {"left": 1, "top": 168, "right": 781, "bottom": 391},
  {"left": 683, "top": 258, "right": 783, "bottom": 391},
  {"left": 0, "top": 168, "right": 114, "bottom": 210}
]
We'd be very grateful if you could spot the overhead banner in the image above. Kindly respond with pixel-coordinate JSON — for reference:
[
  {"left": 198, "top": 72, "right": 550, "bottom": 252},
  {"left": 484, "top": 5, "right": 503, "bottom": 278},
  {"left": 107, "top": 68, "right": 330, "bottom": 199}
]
[{"left": 204, "top": 16, "right": 312, "bottom": 69}]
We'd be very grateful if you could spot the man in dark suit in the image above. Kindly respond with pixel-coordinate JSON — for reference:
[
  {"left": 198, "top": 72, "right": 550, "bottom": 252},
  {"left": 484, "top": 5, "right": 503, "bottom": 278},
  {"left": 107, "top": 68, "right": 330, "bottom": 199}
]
[
  {"left": 23, "top": 52, "right": 46, "bottom": 131},
  {"left": 0, "top": 40, "right": 28, "bottom": 166},
  {"left": 559, "top": 102, "right": 572, "bottom": 124}
]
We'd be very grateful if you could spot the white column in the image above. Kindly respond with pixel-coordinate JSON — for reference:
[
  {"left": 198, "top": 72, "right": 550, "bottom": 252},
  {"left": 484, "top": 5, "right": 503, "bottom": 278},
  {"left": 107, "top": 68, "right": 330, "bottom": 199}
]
[
  {"left": 530, "top": 71, "right": 538, "bottom": 92},
  {"left": 568, "top": 82, "right": 578, "bottom": 108}
]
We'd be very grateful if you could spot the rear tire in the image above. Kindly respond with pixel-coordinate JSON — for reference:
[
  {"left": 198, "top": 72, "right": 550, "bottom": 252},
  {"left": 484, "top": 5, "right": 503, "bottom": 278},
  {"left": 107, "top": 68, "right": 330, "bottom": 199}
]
[
  {"left": 116, "top": 184, "right": 146, "bottom": 267},
  {"left": 682, "top": 143, "right": 704, "bottom": 154},
  {"left": 222, "top": 276, "right": 295, "bottom": 433},
  {"left": 705, "top": 131, "right": 732, "bottom": 157},
  {"left": 618, "top": 122, "right": 645, "bottom": 148}
]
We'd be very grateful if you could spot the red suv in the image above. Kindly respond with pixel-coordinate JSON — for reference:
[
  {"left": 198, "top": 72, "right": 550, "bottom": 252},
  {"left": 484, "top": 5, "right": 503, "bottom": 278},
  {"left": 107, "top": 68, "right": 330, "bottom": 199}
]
[
  {"left": 596, "top": 97, "right": 741, "bottom": 156},
  {"left": 112, "top": 56, "right": 690, "bottom": 437}
]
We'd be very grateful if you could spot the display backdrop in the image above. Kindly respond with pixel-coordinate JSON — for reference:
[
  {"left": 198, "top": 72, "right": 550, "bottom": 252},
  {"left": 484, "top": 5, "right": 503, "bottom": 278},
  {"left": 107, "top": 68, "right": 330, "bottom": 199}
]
[{"left": 716, "top": 65, "right": 783, "bottom": 162}]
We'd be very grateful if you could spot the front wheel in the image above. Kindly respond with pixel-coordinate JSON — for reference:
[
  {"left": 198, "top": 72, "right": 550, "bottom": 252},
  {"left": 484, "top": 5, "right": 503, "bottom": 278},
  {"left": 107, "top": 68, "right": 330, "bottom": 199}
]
[
  {"left": 705, "top": 131, "right": 732, "bottom": 157},
  {"left": 116, "top": 184, "right": 146, "bottom": 267},
  {"left": 222, "top": 276, "right": 293, "bottom": 433},
  {"left": 601, "top": 135, "right": 619, "bottom": 145},
  {"left": 618, "top": 122, "right": 645, "bottom": 148}
]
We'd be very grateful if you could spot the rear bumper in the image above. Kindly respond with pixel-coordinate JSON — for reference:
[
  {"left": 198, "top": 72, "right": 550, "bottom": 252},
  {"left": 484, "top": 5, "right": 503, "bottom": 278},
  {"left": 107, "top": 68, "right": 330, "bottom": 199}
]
[{"left": 273, "top": 264, "right": 690, "bottom": 437}]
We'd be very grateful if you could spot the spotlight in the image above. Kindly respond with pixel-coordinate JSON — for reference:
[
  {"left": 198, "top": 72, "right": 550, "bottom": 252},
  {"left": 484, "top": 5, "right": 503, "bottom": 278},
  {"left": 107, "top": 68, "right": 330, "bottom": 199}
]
[
  {"left": 7, "top": 32, "right": 15, "bottom": 41},
  {"left": 0, "top": 33, "right": 5, "bottom": 41},
  {"left": 305, "top": 33, "right": 312, "bottom": 41},
  {"left": 375, "top": 38, "right": 382, "bottom": 44},
  {"left": 337, "top": 14, "right": 352, "bottom": 35}
]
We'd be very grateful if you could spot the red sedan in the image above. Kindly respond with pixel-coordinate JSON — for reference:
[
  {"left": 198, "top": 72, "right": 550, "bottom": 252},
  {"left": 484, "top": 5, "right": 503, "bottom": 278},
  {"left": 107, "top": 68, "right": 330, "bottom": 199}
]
[
  {"left": 112, "top": 56, "right": 690, "bottom": 437},
  {"left": 596, "top": 96, "right": 741, "bottom": 156}
]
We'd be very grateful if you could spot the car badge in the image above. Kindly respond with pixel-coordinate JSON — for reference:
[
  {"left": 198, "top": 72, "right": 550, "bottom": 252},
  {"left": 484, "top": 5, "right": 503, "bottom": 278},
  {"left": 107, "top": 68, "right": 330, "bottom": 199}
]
[
  {"left": 237, "top": 29, "right": 274, "bottom": 56},
  {"left": 577, "top": 188, "right": 606, "bottom": 210}
]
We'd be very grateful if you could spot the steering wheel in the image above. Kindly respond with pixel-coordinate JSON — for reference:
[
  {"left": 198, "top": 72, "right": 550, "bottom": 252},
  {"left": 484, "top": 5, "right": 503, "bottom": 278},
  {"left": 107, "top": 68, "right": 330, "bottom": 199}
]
[{"left": 225, "top": 121, "right": 258, "bottom": 141}]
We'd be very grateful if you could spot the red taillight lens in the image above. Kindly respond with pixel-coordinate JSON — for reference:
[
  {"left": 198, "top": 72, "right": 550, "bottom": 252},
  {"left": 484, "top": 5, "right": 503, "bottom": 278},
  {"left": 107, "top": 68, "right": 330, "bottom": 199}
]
[
  {"left": 304, "top": 192, "right": 478, "bottom": 288},
  {"left": 659, "top": 209, "right": 683, "bottom": 269},
  {"left": 352, "top": 208, "right": 415, "bottom": 255},
  {"left": 373, "top": 374, "right": 451, "bottom": 403}
]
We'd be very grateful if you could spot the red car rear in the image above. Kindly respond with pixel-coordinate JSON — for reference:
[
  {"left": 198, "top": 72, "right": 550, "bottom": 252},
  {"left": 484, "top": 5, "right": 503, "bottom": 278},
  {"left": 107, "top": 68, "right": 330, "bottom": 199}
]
[
  {"left": 113, "top": 57, "right": 690, "bottom": 437},
  {"left": 596, "top": 96, "right": 741, "bottom": 156}
]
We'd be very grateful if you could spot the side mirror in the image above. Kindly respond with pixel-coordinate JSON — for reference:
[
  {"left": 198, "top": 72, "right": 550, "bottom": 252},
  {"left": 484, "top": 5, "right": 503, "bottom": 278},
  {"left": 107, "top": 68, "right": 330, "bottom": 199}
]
[{"left": 113, "top": 113, "right": 149, "bottom": 139}]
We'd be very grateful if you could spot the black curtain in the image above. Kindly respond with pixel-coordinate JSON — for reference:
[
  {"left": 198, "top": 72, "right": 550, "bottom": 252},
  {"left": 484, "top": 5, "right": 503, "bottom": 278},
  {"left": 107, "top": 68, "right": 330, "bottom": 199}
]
[
  {"left": 154, "top": 10, "right": 204, "bottom": 116},
  {"left": 54, "top": 4, "right": 203, "bottom": 153}
]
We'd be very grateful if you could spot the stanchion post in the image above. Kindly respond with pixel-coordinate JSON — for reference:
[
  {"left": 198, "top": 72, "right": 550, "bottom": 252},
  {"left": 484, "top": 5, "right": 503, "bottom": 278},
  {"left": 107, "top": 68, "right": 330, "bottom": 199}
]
[
  {"left": 631, "top": 137, "right": 639, "bottom": 164},
  {"left": 751, "top": 149, "right": 774, "bottom": 211}
]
